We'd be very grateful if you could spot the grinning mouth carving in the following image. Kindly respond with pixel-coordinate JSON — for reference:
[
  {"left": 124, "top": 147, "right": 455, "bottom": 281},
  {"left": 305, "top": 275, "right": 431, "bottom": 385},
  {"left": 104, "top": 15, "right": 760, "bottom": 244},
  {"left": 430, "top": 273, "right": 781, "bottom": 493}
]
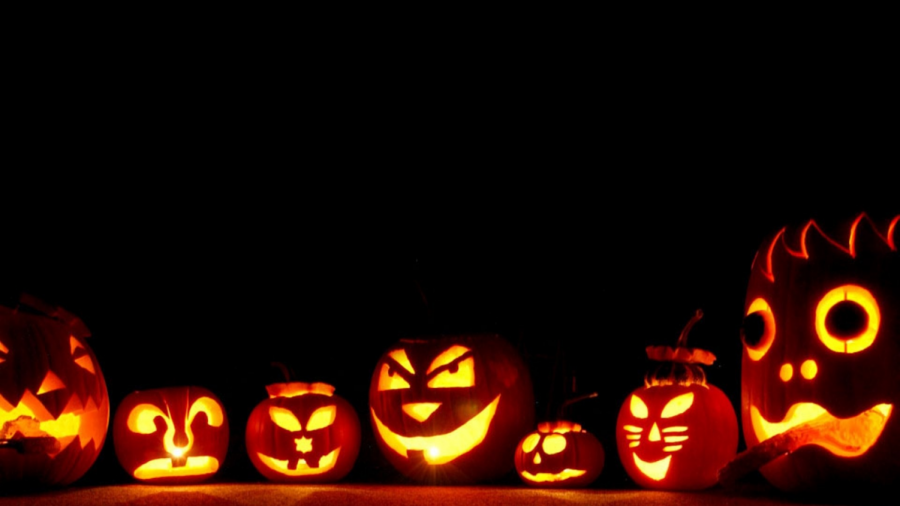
[
  {"left": 520, "top": 468, "right": 587, "bottom": 483},
  {"left": 633, "top": 454, "right": 672, "bottom": 481},
  {"left": 133, "top": 457, "right": 220, "bottom": 480},
  {"left": 371, "top": 395, "right": 500, "bottom": 465},
  {"left": 1, "top": 390, "right": 105, "bottom": 454},
  {"left": 750, "top": 403, "right": 892, "bottom": 457},
  {"left": 256, "top": 448, "right": 341, "bottom": 476}
]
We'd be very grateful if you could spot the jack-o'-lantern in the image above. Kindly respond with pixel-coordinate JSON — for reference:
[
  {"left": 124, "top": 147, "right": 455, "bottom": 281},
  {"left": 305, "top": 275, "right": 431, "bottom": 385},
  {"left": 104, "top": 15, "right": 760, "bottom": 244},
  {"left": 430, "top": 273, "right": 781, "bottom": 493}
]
[
  {"left": 514, "top": 420, "right": 605, "bottom": 488},
  {"left": 113, "top": 386, "right": 229, "bottom": 484},
  {"left": 369, "top": 333, "right": 535, "bottom": 484},
  {"left": 246, "top": 381, "right": 361, "bottom": 483},
  {"left": 0, "top": 295, "right": 109, "bottom": 487},
  {"left": 738, "top": 213, "right": 899, "bottom": 493},
  {"left": 616, "top": 310, "right": 738, "bottom": 490}
]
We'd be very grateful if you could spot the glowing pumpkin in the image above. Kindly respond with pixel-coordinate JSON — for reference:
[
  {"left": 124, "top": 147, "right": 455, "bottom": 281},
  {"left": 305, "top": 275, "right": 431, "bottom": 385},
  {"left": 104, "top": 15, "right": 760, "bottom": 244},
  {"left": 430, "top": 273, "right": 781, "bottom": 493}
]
[
  {"left": 0, "top": 295, "right": 109, "bottom": 487},
  {"left": 369, "top": 333, "right": 535, "bottom": 484},
  {"left": 616, "top": 310, "right": 738, "bottom": 490},
  {"left": 246, "top": 381, "right": 360, "bottom": 483},
  {"left": 738, "top": 213, "right": 899, "bottom": 493},
  {"left": 113, "top": 386, "right": 229, "bottom": 484},
  {"left": 514, "top": 420, "right": 605, "bottom": 488}
]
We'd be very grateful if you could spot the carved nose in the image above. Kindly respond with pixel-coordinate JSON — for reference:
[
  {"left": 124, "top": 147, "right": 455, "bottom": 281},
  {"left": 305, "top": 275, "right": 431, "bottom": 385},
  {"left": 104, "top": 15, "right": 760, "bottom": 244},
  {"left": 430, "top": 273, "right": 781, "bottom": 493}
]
[
  {"left": 402, "top": 402, "right": 441, "bottom": 422},
  {"left": 649, "top": 423, "right": 661, "bottom": 442}
]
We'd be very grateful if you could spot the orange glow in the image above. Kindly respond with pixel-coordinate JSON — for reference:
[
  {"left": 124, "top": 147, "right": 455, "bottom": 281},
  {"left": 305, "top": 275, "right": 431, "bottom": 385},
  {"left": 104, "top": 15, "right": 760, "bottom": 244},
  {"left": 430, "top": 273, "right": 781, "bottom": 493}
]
[
  {"left": 542, "top": 434, "right": 567, "bottom": 455},
  {"left": 426, "top": 345, "right": 470, "bottom": 374},
  {"left": 780, "top": 363, "right": 793, "bottom": 382},
  {"left": 125, "top": 397, "right": 225, "bottom": 479},
  {"left": 70, "top": 337, "right": 95, "bottom": 373},
  {"left": 660, "top": 393, "right": 694, "bottom": 418},
  {"left": 750, "top": 403, "right": 892, "bottom": 457},
  {"left": 815, "top": 285, "right": 880, "bottom": 353},
  {"left": 266, "top": 382, "right": 335, "bottom": 399},
  {"left": 888, "top": 215, "right": 898, "bottom": 250},
  {"left": 745, "top": 298, "right": 776, "bottom": 361},
  {"left": 257, "top": 448, "right": 341, "bottom": 476},
  {"left": 370, "top": 395, "right": 500, "bottom": 465},
  {"left": 633, "top": 453, "right": 671, "bottom": 481},
  {"left": 378, "top": 363, "right": 411, "bottom": 391},
  {"left": 402, "top": 402, "right": 441, "bottom": 422},
  {"left": 37, "top": 370, "right": 65, "bottom": 394},
  {"left": 427, "top": 357, "right": 475, "bottom": 388},
  {"left": 800, "top": 360, "right": 817, "bottom": 379}
]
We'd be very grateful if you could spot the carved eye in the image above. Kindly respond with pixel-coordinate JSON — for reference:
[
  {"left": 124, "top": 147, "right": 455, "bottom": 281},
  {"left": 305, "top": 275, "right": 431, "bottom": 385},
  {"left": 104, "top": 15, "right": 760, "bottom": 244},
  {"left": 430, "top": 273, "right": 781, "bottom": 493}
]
[
  {"left": 816, "top": 284, "right": 880, "bottom": 354},
  {"left": 660, "top": 393, "right": 694, "bottom": 418},
  {"left": 189, "top": 397, "right": 224, "bottom": 427},
  {"left": 270, "top": 407, "right": 302, "bottom": 431},
  {"left": 70, "top": 336, "right": 95, "bottom": 374},
  {"left": 306, "top": 406, "right": 336, "bottom": 431},
  {"left": 521, "top": 433, "right": 541, "bottom": 453},
  {"left": 743, "top": 298, "right": 776, "bottom": 361},
  {"left": 377, "top": 350, "right": 414, "bottom": 391},
  {"left": 630, "top": 394, "right": 649, "bottom": 419},
  {"left": 542, "top": 434, "right": 567, "bottom": 455},
  {"left": 128, "top": 404, "right": 169, "bottom": 434},
  {"left": 428, "top": 357, "right": 475, "bottom": 388}
]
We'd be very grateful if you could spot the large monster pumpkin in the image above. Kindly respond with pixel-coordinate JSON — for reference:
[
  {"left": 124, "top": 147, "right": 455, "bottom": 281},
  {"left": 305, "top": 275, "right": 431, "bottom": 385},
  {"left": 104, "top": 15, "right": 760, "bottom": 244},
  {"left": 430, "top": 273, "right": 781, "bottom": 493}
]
[
  {"left": 740, "top": 213, "right": 899, "bottom": 493},
  {"left": 369, "top": 333, "right": 535, "bottom": 484},
  {"left": 246, "top": 381, "right": 361, "bottom": 483},
  {"left": 616, "top": 310, "right": 738, "bottom": 490},
  {"left": 113, "top": 386, "right": 229, "bottom": 484},
  {"left": 0, "top": 295, "right": 109, "bottom": 487},
  {"left": 514, "top": 420, "right": 605, "bottom": 488}
]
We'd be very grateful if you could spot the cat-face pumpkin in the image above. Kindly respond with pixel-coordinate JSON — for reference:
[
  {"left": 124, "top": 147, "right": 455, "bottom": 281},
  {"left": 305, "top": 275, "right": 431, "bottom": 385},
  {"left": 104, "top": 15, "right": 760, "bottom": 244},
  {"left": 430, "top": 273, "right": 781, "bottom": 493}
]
[
  {"left": 369, "top": 334, "right": 534, "bottom": 483},
  {"left": 616, "top": 383, "right": 737, "bottom": 490}
]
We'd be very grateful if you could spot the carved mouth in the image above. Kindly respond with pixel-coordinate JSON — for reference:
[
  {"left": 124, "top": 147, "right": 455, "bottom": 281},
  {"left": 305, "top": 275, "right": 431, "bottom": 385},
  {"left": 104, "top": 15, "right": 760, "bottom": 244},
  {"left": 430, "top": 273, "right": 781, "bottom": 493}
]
[
  {"left": 632, "top": 453, "right": 671, "bottom": 481},
  {"left": 521, "top": 469, "right": 586, "bottom": 483},
  {"left": 133, "top": 456, "right": 220, "bottom": 479},
  {"left": 256, "top": 448, "right": 341, "bottom": 476},
  {"left": 750, "top": 403, "right": 892, "bottom": 457},
  {"left": 1, "top": 390, "right": 105, "bottom": 454},
  {"left": 371, "top": 395, "right": 500, "bottom": 465}
]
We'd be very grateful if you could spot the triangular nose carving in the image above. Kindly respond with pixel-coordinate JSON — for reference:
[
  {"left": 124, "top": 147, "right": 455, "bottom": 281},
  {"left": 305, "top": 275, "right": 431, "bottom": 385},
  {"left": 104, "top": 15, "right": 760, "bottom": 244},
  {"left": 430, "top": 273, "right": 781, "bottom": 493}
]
[{"left": 403, "top": 402, "right": 442, "bottom": 422}]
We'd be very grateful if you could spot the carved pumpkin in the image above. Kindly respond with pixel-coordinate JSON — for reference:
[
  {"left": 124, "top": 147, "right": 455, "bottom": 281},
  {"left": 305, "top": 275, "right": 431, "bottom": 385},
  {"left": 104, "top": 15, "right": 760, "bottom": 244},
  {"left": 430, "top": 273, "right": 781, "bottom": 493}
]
[
  {"left": 616, "top": 310, "right": 738, "bottom": 490},
  {"left": 740, "top": 213, "right": 899, "bottom": 493},
  {"left": 369, "top": 333, "right": 535, "bottom": 484},
  {"left": 113, "top": 386, "right": 229, "bottom": 484},
  {"left": 514, "top": 420, "right": 604, "bottom": 488},
  {"left": 0, "top": 295, "right": 109, "bottom": 487},
  {"left": 246, "top": 381, "right": 360, "bottom": 483}
]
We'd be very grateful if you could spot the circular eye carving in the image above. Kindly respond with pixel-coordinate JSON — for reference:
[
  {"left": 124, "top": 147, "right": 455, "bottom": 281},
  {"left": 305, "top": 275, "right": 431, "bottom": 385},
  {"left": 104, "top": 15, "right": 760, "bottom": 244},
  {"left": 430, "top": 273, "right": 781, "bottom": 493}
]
[
  {"left": 816, "top": 285, "right": 880, "bottom": 354},
  {"left": 743, "top": 298, "right": 776, "bottom": 361}
]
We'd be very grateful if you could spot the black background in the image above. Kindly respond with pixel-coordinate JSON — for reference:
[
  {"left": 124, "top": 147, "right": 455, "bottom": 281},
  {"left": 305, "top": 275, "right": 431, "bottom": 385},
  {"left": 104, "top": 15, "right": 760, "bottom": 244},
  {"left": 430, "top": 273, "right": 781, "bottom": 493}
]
[{"left": 3, "top": 37, "right": 897, "bottom": 488}]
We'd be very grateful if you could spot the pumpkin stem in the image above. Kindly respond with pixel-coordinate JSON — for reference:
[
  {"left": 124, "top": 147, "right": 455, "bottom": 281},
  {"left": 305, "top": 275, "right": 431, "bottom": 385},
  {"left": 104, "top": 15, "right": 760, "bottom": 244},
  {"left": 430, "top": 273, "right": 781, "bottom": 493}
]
[
  {"left": 676, "top": 309, "right": 703, "bottom": 348},
  {"left": 558, "top": 392, "right": 598, "bottom": 419},
  {"left": 271, "top": 362, "right": 293, "bottom": 382}
]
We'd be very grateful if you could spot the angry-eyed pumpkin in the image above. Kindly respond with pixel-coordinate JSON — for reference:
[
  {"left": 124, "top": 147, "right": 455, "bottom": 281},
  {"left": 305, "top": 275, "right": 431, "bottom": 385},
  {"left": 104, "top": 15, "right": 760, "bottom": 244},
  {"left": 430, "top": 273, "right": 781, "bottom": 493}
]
[
  {"left": 514, "top": 420, "right": 605, "bottom": 488},
  {"left": 113, "top": 386, "right": 229, "bottom": 484},
  {"left": 740, "top": 213, "right": 899, "bottom": 493},
  {"left": 0, "top": 295, "right": 109, "bottom": 487},
  {"left": 246, "top": 381, "right": 360, "bottom": 483},
  {"left": 616, "top": 310, "right": 738, "bottom": 490},
  {"left": 369, "top": 333, "right": 535, "bottom": 484}
]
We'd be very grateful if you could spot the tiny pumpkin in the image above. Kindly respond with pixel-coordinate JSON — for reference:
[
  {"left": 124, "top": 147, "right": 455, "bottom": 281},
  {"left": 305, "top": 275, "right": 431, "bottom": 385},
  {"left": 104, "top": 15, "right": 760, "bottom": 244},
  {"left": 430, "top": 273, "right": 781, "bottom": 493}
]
[
  {"left": 514, "top": 420, "right": 605, "bottom": 488},
  {"left": 616, "top": 310, "right": 738, "bottom": 490},
  {"left": 246, "top": 381, "right": 361, "bottom": 483},
  {"left": 0, "top": 295, "right": 110, "bottom": 487},
  {"left": 113, "top": 385, "right": 229, "bottom": 484},
  {"left": 739, "top": 213, "right": 899, "bottom": 493},
  {"left": 369, "top": 333, "right": 535, "bottom": 484}
]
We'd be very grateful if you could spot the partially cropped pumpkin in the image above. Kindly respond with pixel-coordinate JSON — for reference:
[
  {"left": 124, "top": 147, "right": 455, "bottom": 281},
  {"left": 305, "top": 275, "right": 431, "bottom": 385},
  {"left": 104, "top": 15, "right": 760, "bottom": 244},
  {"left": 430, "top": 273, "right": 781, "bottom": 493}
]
[
  {"left": 0, "top": 295, "right": 109, "bottom": 487},
  {"left": 740, "top": 213, "right": 900, "bottom": 493},
  {"left": 246, "top": 381, "right": 360, "bottom": 483},
  {"left": 113, "top": 386, "right": 229, "bottom": 484},
  {"left": 514, "top": 420, "right": 605, "bottom": 488},
  {"left": 616, "top": 310, "right": 737, "bottom": 490},
  {"left": 369, "top": 333, "right": 535, "bottom": 484}
]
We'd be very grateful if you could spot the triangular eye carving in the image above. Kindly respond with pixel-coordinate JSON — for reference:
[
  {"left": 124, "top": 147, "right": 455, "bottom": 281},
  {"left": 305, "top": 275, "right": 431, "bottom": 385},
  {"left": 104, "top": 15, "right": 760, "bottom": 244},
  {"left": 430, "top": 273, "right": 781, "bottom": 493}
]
[
  {"left": 427, "top": 346, "right": 475, "bottom": 388},
  {"left": 70, "top": 336, "right": 95, "bottom": 374},
  {"left": 38, "top": 370, "right": 66, "bottom": 394}
]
